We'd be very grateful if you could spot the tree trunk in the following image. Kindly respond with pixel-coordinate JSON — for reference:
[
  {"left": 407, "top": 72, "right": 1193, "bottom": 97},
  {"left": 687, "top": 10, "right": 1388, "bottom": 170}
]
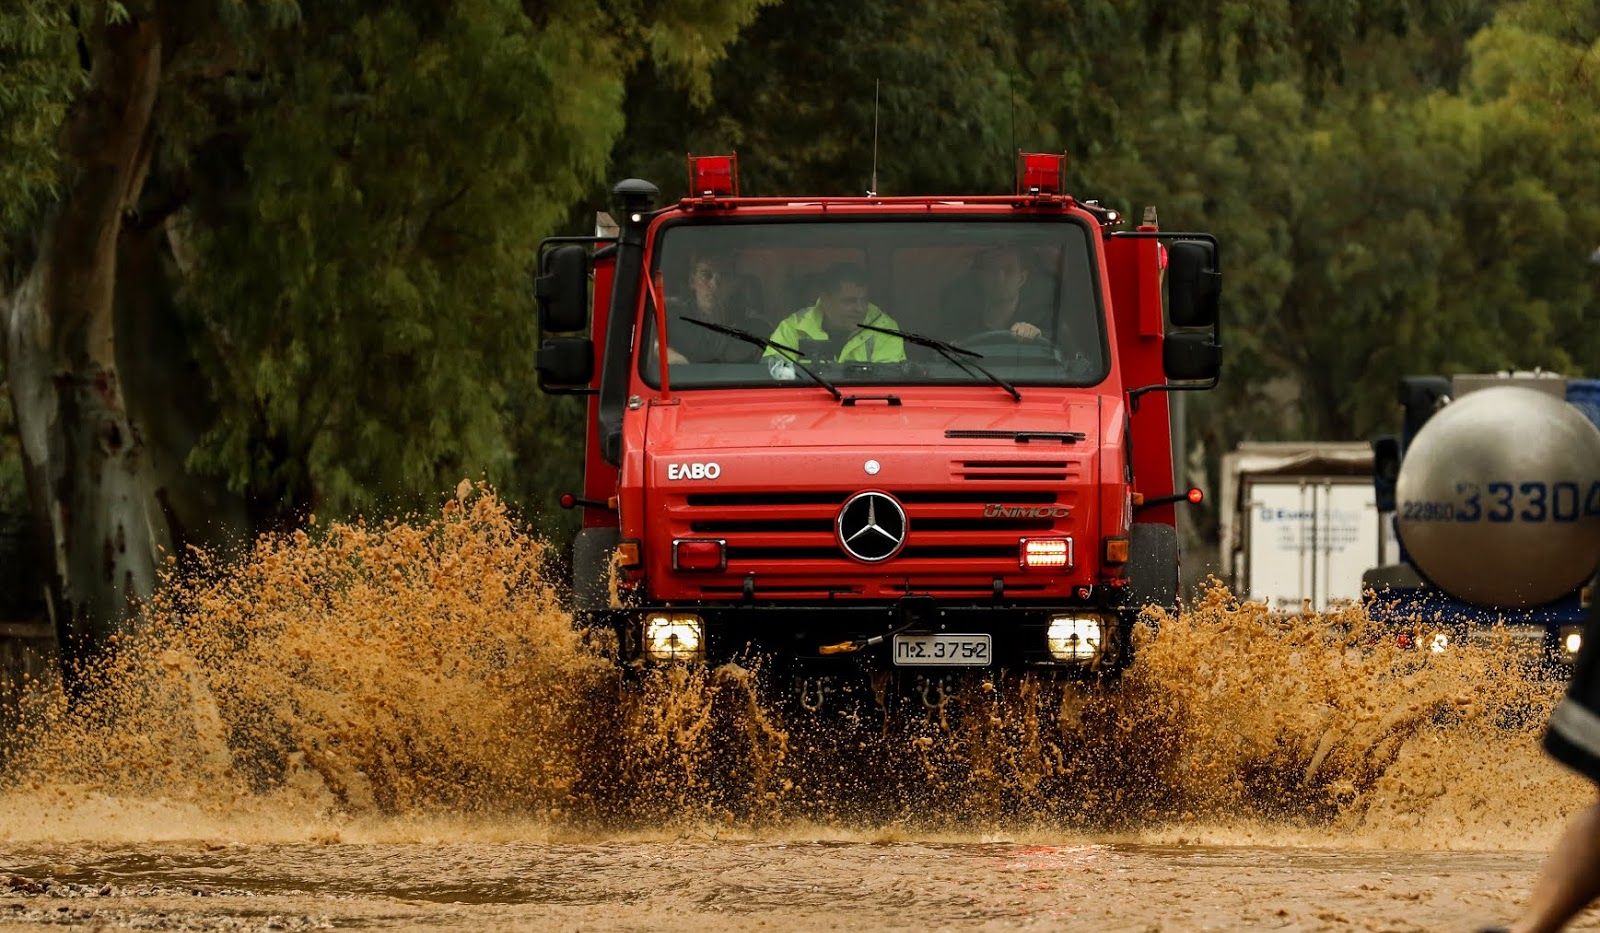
[
  {"left": 116, "top": 222, "right": 250, "bottom": 557},
  {"left": 0, "top": 12, "right": 166, "bottom": 675}
]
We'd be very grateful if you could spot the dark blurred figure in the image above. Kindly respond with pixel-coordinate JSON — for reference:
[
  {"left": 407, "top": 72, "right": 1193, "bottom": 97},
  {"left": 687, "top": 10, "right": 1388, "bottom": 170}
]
[{"left": 1494, "top": 586, "right": 1600, "bottom": 933}]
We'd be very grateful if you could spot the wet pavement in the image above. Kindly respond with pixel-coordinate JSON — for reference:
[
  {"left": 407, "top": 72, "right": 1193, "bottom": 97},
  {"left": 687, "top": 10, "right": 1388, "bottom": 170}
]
[{"left": 0, "top": 837, "right": 1585, "bottom": 931}]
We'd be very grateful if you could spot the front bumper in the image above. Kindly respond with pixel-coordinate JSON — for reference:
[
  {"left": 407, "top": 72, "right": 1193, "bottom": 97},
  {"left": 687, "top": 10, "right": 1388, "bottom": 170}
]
[
  {"left": 1375, "top": 620, "right": 1581, "bottom": 675},
  {"left": 582, "top": 598, "right": 1136, "bottom": 672},
  {"left": 1365, "top": 586, "right": 1586, "bottom": 674}
]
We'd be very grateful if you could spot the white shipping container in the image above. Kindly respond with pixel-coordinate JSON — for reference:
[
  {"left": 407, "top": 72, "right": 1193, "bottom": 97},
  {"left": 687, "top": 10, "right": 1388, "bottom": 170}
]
[{"left": 1242, "top": 478, "right": 1385, "bottom": 612}]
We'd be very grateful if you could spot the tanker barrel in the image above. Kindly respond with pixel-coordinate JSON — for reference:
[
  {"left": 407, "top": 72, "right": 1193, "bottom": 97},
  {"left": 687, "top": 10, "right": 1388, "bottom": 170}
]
[{"left": 1395, "top": 386, "right": 1600, "bottom": 608}]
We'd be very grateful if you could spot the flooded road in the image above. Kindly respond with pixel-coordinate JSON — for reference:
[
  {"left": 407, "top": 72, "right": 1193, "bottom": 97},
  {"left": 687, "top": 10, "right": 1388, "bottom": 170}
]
[
  {"left": 0, "top": 492, "right": 1591, "bottom": 930},
  {"left": 0, "top": 837, "right": 1586, "bottom": 931}
]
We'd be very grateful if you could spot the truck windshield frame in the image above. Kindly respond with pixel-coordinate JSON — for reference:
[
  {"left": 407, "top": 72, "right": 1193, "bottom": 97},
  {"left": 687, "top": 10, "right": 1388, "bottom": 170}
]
[{"left": 637, "top": 215, "right": 1111, "bottom": 391}]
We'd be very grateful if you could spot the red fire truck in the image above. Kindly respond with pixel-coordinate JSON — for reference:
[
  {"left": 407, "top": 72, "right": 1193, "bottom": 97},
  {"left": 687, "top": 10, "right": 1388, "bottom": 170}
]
[{"left": 535, "top": 153, "right": 1219, "bottom": 688}]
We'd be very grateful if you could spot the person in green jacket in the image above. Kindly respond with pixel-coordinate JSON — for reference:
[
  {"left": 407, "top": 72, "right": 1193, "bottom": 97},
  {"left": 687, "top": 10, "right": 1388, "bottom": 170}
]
[{"left": 765, "top": 262, "right": 905, "bottom": 364}]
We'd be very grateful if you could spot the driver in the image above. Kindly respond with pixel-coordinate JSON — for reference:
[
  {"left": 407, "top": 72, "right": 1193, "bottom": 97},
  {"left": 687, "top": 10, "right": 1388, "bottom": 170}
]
[
  {"left": 939, "top": 246, "right": 1050, "bottom": 340},
  {"left": 764, "top": 262, "right": 905, "bottom": 363},
  {"left": 663, "top": 253, "right": 767, "bottom": 364}
]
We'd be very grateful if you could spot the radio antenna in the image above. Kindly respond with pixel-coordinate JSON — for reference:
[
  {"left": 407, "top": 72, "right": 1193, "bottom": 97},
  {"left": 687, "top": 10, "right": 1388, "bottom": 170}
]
[
  {"left": 868, "top": 79, "right": 880, "bottom": 197},
  {"left": 1008, "top": 83, "right": 1016, "bottom": 190}
]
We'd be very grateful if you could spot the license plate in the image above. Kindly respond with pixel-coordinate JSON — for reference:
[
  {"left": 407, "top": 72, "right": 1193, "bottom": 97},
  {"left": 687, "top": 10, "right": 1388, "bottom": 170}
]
[{"left": 892, "top": 633, "right": 992, "bottom": 666}]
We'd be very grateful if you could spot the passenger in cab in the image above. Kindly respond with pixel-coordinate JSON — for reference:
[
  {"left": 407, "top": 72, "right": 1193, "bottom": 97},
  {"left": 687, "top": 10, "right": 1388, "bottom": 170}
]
[
  {"left": 664, "top": 254, "right": 768, "bottom": 365},
  {"left": 938, "top": 246, "right": 1052, "bottom": 341},
  {"left": 765, "top": 262, "right": 905, "bottom": 363}
]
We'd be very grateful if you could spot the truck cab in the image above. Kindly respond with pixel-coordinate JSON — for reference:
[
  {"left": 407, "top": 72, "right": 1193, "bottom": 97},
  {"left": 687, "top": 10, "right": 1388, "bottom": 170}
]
[{"left": 536, "top": 153, "right": 1221, "bottom": 682}]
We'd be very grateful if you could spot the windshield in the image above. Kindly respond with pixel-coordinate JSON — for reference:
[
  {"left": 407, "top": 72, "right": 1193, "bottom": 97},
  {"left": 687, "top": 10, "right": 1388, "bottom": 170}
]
[{"left": 640, "top": 219, "right": 1107, "bottom": 389}]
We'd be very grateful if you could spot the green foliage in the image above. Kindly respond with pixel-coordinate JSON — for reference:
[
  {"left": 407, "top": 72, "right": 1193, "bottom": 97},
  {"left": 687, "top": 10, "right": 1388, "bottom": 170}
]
[
  {"left": 613, "top": 0, "right": 1029, "bottom": 199},
  {"left": 1069, "top": 0, "right": 1599, "bottom": 520},
  {"left": 164, "top": 0, "right": 767, "bottom": 525},
  {"left": 1455, "top": 0, "right": 1600, "bottom": 371},
  {"left": 0, "top": 0, "right": 77, "bottom": 251}
]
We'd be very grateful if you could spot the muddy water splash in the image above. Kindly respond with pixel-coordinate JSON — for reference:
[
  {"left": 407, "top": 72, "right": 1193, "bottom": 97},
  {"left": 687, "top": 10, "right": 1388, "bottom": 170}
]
[
  {"left": 0, "top": 488, "right": 1581, "bottom": 848},
  {"left": 2, "top": 488, "right": 614, "bottom": 836}
]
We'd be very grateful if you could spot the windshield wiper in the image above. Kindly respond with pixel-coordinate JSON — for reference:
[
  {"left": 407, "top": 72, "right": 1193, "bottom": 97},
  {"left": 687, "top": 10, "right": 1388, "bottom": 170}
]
[
  {"left": 857, "top": 323, "right": 1021, "bottom": 402},
  {"left": 677, "top": 316, "right": 843, "bottom": 402}
]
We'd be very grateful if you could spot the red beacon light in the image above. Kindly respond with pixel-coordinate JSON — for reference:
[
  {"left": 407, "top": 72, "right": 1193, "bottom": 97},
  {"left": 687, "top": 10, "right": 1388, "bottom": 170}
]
[
  {"left": 686, "top": 153, "right": 740, "bottom": 198},
  {"left": 1187, "top": 487, "right": 1204, "bottom": 505},
  {"left": 1016, "top": 151, "right": 1068, "bottom": 196}
]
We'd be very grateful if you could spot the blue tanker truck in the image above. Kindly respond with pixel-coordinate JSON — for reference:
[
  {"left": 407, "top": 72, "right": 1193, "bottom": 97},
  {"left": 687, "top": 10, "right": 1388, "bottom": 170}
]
[{"left": 1365, "top": 372, "right": 1600, "bottom": 668}]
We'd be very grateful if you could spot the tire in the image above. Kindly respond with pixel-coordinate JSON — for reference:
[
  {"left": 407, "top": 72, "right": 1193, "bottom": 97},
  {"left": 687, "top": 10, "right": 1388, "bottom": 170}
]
[
  {"left": 1126, "top": 522, "right": 1179, "bottom": 618},
  {"left": 571, "top": 526, "right": 620, "bottom": 612}
]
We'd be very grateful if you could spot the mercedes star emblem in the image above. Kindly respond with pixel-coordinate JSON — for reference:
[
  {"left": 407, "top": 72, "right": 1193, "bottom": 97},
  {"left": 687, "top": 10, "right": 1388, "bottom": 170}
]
[{"left": 836, "top": 490, "right": 907, "bottom": 563}]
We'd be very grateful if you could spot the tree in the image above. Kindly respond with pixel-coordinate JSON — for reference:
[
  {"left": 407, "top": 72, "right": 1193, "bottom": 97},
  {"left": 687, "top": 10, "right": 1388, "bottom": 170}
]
[
  {"left": 609, "top": 0, "right": 1043, "bottom": 202},
  {"left": 1066, "top": 0, "right": 1597, "bottom": 560},
  {"left": 0, "top": 2, "right": 77, "bottom": 597},
  {"left": 0, "top": 0, "right": 769, "bottom": 667},
  {"left": 2, "top": 0, "right": 175, "bottom": 672}
]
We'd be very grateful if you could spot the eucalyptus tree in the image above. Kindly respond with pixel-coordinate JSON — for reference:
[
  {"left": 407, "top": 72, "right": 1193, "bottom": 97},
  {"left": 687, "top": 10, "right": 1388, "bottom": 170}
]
[{"left": 0, "top": 0, "right": 767, "bottom": 665}]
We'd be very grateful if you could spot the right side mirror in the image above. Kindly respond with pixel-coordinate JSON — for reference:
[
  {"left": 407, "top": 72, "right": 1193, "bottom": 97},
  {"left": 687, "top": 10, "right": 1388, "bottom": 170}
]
[
  {"left": 1162, "top": 332, "right": 1221, "bottom": 382},
  {"left": 1167, "top": 240, "right": 1220, "bottom": 328},
  {"left": 1371, "top": 435, "right": 1401, "bottom": 513},
  {"left": 536, "top": 244, "right": 590, "bottom": 333}
]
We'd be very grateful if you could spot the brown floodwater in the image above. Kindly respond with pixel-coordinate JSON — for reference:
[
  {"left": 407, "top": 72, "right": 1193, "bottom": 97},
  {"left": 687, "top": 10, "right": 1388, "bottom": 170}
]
[
  {"left": 0, "top": 835, "right": 1589, "bottom": 932},
  {"left": 0, "top": 489, "right": 1593, "bottom": 931}
]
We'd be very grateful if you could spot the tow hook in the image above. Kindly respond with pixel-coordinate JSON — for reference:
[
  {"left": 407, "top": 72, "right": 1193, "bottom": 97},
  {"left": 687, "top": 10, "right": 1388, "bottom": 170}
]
[
  {"left": 797, "top": 676, "right": 832, "bottom": 712},
  {"left": 917, "top": 675, "right": 953, "bottom": 712},
  {"left": 819, "top": 633, "right": 889, "bottom": 656},
  {"left": 820, "top": 606, "right": 926, "bottom": 656}
]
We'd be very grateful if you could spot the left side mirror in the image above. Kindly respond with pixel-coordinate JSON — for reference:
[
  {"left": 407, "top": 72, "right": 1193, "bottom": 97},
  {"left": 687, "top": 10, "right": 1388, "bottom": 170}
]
[
  {"left": 536, "top": 337, "right": 595, "bottom": 393},
  {"left": 536, "top": 245, "right": 590, "bottom": 333},
  {"left": 1162, "top": 332, "right": 1220, "bottom": 382},
  {"left": 1167, "top": 240, "right": 1220, "bottom": 328}
]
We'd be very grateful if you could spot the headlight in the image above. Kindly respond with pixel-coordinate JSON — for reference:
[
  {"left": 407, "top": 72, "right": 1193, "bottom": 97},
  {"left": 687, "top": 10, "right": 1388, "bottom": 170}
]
[
  {"left": 643, "top": 613, "right": 704, "bottom": 663},
  {"left": 1427, "top": 632, "right": 1450, "bottom": 654},
  {"left": 1562, "top": 627, "right": 1584, "bottom": 659},
  {"left": 1047, "top": 615, "right": 1105, "bottom": 662}
]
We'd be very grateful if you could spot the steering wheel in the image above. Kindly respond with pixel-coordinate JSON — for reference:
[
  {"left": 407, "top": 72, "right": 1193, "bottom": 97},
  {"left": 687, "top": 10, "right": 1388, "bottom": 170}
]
[{"left": 956, "top": 329, "right": 1063, "bottom": 365}]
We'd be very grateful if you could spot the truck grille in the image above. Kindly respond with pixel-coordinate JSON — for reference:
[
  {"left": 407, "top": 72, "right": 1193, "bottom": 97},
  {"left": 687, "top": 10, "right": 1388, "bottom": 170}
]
[
  {"left": 684, "top": 490, "right": 1063, "bottom": 536},
  {"left": 664, "top": 485, "right": 1084, "bottom": 598}
]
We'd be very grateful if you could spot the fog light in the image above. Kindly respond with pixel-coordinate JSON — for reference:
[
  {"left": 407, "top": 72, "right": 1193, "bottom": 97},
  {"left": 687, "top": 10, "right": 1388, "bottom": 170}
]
[
  {"left": 1428, "top": 632, "right": 1450, "bottom": 654},
  {"left": 1563, "top": 627, "right": 1584, "bottom": 658},
  {"left": 1047, "top": 614, "right": 1105, "bottom": 662},
  {"left": 643, "top": 613, "right": 704, "bottom": 663},
  {"left": 672, "top": 538, "right": 726, "bottom": 571}
]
